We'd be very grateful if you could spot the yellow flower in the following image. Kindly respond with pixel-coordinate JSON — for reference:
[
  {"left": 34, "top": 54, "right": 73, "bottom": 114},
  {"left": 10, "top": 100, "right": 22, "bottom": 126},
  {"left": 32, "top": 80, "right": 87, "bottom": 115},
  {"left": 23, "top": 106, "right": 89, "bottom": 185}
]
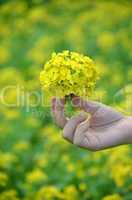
[
  {"left": 35, "top": 156, "right": 48, "bottom": 168},
  {"left": 0, "top": 152, "right": 18, "bottom": 168},
  {"left": 76, "top": 169, "right": 85, "bottom": 179},
  {"left": 0, "top": 172, "right": 8, "bottom": 186},
  {"left": 98, "top": 32, "right": 116, "bottom": 50},
  {"left": 107, "top": 146, "right": 131, "bottom": 187},
  {"left": 36, "top": 186, "right": 63, "bottom": 200},
  {"left": 127, "top": 68, "right": 132, "bottom": 81},
  {"left": 79, "top": 182, "right": 87, "bottom": 191},
  {"left": 5, "top": 109, "right": 20, "bottom": 120},
  {"left": 111, "top": 164, "right": 131, "bottom": 187},
  {"left": 63, "top": 185, "right": 78, "bottom": 200},
  {"left": 26, "top": 168, "right": 47, "bottom": 184},
  {"left": 13, "top": 141, "right": 30, "bottom": 152},
  {"left": 40, "top": 50, "right": 99, "bottom": 98},
  {"left": 102, "top": 194, "right": 122, "bottom": 200},
  {"left": 66, "top": 163, "right": 75, "bottom": 172},
  {"left": 0, "top": 67, "right": 23, "bottom": 87},
  {"left": 0, "top": 190, "right": 19, "bottom": 200},
  {"left": 28, "top": 7, "right": 45, "bottom": 22},
  {"left": 25, "top": 116, "right": 40, "bottom": 128},
  {"left": 62, "top": 155, "right": 70, "bottom": 163},
  {"left": 0, "top": 46, "right": 10, "bottom": 64},
  {"left": 114, "top": 84, "right": 132, "bottom": 115}
]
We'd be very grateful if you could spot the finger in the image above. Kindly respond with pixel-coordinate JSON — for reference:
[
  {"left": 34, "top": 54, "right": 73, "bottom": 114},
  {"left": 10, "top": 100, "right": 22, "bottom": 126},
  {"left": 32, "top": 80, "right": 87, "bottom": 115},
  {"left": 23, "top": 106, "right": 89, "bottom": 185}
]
[
  {"left": 72, "top": 96, "right": 124, "bottom": 127},
  {"left": 73, "top": 118, "right": 90, "bottom": 144},
  {"left": 51, "top": 97, "right": 68, "bottom": 128},
  {"left": 74, "top": 122, "right": 127, "bottom": 151},
  {"left": 89, "top": 105, "right": 124, "bottom": 127},
  {"left": 93, "top": 124, "right": 127, "bottom": 150},
  {"left": 72, "top": 96, "right": 101, "bottom": 114},
  {"left": 73, "top": 130, "right": 101, "bottom": 151},
  {"left": 63, "top": 112, "right": 87, "bottom": 142}
]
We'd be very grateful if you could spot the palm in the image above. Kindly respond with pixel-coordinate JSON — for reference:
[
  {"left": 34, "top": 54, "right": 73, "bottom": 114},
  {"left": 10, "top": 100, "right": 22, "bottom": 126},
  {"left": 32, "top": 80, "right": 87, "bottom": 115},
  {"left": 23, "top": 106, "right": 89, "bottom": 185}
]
[
  {"left": 82, "top": 118, "right": 125, "bottom": 150},
  {"left": 71, "top": 101, "right": 125, "bottom": 150}
]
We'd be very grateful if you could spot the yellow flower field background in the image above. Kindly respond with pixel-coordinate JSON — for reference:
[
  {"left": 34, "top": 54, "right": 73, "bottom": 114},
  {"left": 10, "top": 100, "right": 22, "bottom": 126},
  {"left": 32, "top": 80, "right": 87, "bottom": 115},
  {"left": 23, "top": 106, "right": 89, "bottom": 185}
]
[{"left": 0, "top": 0, "right": 132, "bottom": 199}]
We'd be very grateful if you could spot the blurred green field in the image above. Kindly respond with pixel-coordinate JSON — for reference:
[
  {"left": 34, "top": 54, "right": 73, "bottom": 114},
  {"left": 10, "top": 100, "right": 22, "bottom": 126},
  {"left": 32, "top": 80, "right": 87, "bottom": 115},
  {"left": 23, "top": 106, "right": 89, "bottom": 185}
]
[{"left": 0, "top": 0, "right": 132, "bottom": 200}]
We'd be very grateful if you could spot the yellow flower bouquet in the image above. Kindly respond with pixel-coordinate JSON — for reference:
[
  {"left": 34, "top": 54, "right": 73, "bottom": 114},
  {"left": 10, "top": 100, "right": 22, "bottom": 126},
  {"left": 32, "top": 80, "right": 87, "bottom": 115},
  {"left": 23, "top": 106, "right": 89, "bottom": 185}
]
[{"left": 40, "top": 50, "right": 99, "bottom": 99}]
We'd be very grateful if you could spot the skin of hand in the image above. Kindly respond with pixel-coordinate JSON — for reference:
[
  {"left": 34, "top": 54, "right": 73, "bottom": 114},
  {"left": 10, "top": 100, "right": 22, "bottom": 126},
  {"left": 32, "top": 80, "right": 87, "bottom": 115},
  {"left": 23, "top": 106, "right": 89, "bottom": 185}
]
[{"left": 51, "top": 96, "right": 132, "bottom": 151}]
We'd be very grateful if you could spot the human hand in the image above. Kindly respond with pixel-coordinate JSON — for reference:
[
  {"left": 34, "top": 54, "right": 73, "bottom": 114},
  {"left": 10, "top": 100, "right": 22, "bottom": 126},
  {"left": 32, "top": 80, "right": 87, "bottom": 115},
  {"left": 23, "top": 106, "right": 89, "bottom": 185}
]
[{"left": 51, "top": 96, "right": 132, "bottom": 151}]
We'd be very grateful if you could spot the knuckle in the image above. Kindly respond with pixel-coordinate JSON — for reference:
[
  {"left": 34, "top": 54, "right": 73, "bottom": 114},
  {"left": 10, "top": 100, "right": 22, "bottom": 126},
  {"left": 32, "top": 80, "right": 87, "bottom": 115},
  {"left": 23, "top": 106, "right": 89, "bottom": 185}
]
[{"left": 84, "top": 134, "right": 101, "bottom": 151}]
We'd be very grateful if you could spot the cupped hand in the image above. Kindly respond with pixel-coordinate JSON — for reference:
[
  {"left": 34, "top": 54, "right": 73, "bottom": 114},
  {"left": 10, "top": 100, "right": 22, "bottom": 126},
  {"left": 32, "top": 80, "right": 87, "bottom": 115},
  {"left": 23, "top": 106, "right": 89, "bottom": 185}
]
[{"left": 51, "top": 96, "right": 131, "bottom": 151}]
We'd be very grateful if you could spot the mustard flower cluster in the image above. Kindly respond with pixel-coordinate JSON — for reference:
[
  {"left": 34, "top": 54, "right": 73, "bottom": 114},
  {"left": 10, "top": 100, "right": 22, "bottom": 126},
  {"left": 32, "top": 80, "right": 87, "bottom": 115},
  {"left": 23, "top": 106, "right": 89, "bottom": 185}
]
[
  {"left": 40, "top": 51, "right": 99, "bottom": 98},
  {"left": 0, "top": 1, "right": 132, "bottom": 199}
]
